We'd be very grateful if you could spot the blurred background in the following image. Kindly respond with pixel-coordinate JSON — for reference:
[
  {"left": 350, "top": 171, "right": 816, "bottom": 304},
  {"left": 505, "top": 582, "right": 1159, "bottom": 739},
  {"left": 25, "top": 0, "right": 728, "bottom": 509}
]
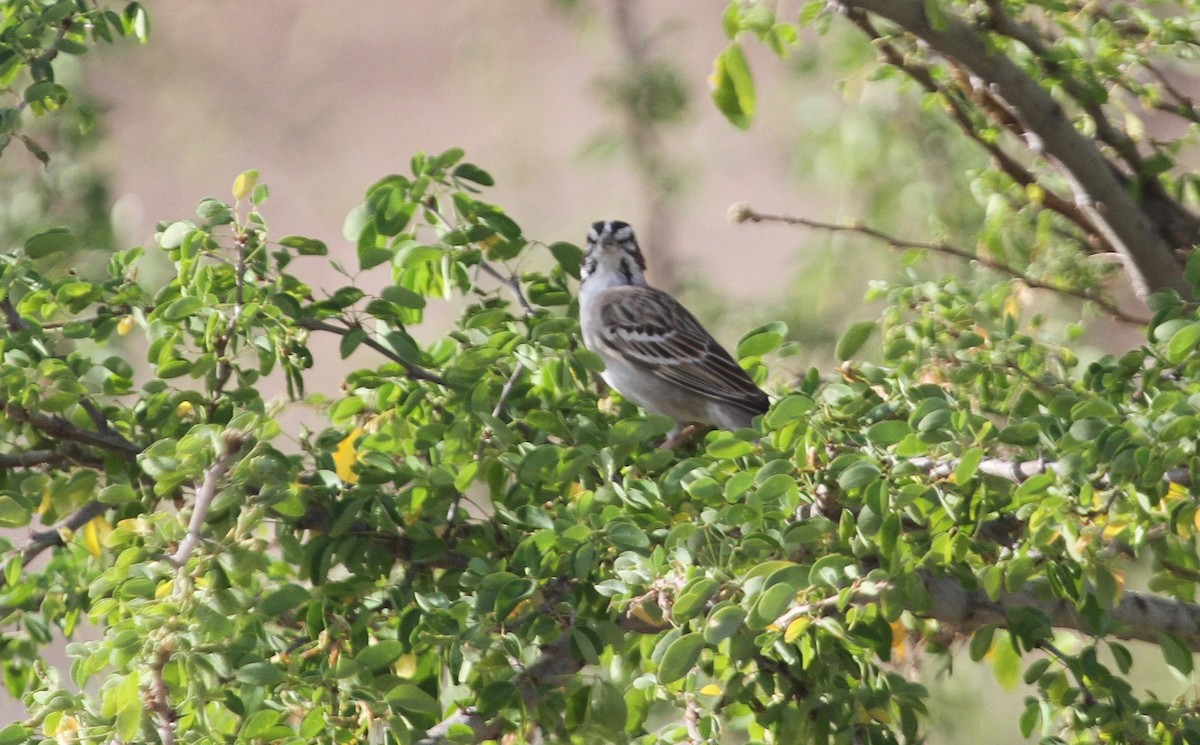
[{"left": 0, "top": 1, "right": 1187, "bottom": 740}]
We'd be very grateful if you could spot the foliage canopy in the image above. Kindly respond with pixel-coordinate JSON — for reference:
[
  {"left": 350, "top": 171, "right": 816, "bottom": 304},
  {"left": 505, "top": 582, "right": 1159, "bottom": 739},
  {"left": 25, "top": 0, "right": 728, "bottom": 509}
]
[{"left": 3, "top": 2, "right": 1200, "bottom": 745}]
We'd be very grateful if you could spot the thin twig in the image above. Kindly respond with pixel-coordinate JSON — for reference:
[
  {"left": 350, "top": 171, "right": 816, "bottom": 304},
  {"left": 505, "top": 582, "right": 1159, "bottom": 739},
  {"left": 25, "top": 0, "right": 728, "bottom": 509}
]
[
  {"left": 478, "top": 260, "right": 536, "bottom": 317},
  {"left": 1040, "top": 640, "right": 1097, "bottom": 706},
  {"left": 300, "top": 317, "right": 448, "bottom": 386},
  {"left": 0, "top": 298, "right": 28, "bottom": 332},
  {"left": 170, "top": 431, "right": 247, "bottom": 568},
  {"left": 731, "top": 204, "right": 1150, "bottom": 325},
  {"left": 683, "top": 693, "right": 704, "bottom": 744},
  {"left": 0, "top": 498, "right": 107, "bottom": 592}
]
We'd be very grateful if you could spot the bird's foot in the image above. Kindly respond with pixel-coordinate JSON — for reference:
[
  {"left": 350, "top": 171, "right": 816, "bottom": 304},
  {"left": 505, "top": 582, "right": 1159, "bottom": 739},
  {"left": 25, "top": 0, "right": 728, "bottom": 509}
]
[{"left": 659, "top": 424, "right": 703, "bottom": 450}]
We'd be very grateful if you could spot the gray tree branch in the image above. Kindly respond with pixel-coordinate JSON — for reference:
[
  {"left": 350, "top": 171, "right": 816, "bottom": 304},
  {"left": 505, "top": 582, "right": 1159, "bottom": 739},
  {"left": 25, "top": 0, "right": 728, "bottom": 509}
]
[{"left": 835, "top": 0, "right": 1193, "bottom": 301}]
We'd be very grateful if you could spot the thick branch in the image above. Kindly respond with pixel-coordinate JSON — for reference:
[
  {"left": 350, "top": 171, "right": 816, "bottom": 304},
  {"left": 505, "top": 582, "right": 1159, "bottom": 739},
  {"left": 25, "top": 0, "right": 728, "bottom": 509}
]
[
  {"left": 835, "top": 0, "right": 1192, "bottom": 300},
  {"left": 3, "top": 403, "right": 141, "bottom": 459},
  {"left": 845, "top": 12, "right": 1101, "bottom": 246},
  {"left": 732, "top": 204, "right": 1149, "bottom": 324},
  {"left": 923, "top": 573, "right": 1200, "bottom": 651}
]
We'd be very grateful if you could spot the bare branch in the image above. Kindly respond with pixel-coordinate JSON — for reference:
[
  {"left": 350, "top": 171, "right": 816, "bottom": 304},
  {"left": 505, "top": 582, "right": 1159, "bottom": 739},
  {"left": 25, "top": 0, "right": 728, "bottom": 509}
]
[
  {"left": 905, "top": 454, "right": 1190, "bottom": 487},
  {"left": 845, "top": 11, "right": 1102, "bottom": 245},
  {"left": 731, "top": 204, "right": 1150, "bottom": 324},
  {"left": 3, "top": 402, "right": 141, "bottom": 459},
  {"left": 0, "top": 498, "right": 107, "bottom": 593},
  {"left": 834, "top": 0, "right": 1192, "bottom": 300},
  {"left": 299, "top": 317, "right": 448, "bottom": 386},
  {"left": 149, "top": 644, "right": 178, "bottom": 745},
  {"left": 478, "top": 260, "right": 536, "bottom": 317},
  {"left": 170, "top": 431, "right": 248, "bottom": 568},
  {"left": 923, "top": 572, "right": 1200, "bottom": 651}
]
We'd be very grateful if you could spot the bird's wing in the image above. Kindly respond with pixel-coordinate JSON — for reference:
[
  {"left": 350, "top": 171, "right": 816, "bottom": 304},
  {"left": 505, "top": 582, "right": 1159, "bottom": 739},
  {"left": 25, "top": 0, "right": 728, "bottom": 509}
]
[{"left": 594, "top": 285, "right": 769, "bottom": 414}]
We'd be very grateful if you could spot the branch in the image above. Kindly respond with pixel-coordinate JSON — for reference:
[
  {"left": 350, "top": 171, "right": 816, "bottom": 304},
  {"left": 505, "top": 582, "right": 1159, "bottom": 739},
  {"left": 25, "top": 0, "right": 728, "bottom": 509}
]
[
  {"left": 0, "top": 498, "right": 107, "bottom": 593},
  {"left": 923, "top": 572, "right": 1200, "bottom": 651},
  {"left": 417, "top": 637, "right": 578, "bottom": 745},
  {"left": 731, "top": 204, "right": 1150, "bottom": 324},
  {"left": 0, "top": 444, "right": 105, "bottom": 470},
  {"left": 478, "top": 260, "right": 535, "bottom": 317},
  {"left": 149, "top": 644, "right": 177, "bottom": 745},
  {"left": 299, "top": 317, "right": 448, "bottom": 386},
  {"left": 3, "top": 403, "right": 141, "bottom": 459},
  {"left": 844, "top": 11, "right": 1102, "bottom": 247},
  {"left": 906, "top": 454, "right": 1190, "bottom": 487},
  {"left": 295, "top": 506, "right": 470, "bottom": 570},
  {"left": 170, "top": 431, "right": 247, "bottom": 568},
  {"left": 834, "top": 0, "right": 1192, "bottom": 300}
]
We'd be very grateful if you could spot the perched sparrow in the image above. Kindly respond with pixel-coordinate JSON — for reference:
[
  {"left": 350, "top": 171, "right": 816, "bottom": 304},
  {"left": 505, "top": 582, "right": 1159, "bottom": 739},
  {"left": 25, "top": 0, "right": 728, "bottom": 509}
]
[{"left": 578, "top": 220, "right": 769, "bottom": 441}]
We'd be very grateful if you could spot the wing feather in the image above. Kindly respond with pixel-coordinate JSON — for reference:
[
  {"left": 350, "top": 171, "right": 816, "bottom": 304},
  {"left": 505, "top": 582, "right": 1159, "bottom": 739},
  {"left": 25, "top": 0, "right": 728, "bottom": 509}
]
[{"left": 594, "top": 285, "right": 769, "bottom": 414}]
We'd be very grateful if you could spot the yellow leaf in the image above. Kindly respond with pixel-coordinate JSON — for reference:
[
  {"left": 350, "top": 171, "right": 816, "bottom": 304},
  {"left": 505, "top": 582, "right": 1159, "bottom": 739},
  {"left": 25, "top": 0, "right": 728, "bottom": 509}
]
[
  {"left": 156, "top": 579, "right": 174, "bottom": 599},
  {"left": 394, "top": 653, "right": 417, "bottom": 678},
  {"left": 116, "top": 315, "right": 135, "bottom": 336},
  {"left": 783, "top": 617, "right": 808, "bottom": 643},
  {"left": 36, "top": 488, "right": 51, "bottom": 515},
  {"left": 232, "top": 169, "right": 259, "bottom": 201},
  {"left": 889, "top": 619, "right": 908, "bottom": 661},
  {"left": 1167, "top": 482, "right": 1188, "bottom": 501},
  {"left": 698, "top": 683, "right": 722, "bottom": 696},
  {"left": 334, "top": 427, "right": 363, "bottom": 484},
  {"left": 1003, "top": 294, "right": 1021, "bottom": 322},
  {"left": 83, "top": 515, "right": 111, "bottom": 558},
  {"left": 175, "top": 401, "right": 194, "bottom": 418},
  {"left": 868, "top": 707, "right": 892, "bottom": 724}
]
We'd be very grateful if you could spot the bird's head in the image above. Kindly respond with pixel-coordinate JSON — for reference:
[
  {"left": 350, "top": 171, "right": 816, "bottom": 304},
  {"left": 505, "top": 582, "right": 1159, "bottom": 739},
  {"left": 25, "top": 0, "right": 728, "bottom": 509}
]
[{"left": 582, "top": 220, "right": 647, "bottom": 286}]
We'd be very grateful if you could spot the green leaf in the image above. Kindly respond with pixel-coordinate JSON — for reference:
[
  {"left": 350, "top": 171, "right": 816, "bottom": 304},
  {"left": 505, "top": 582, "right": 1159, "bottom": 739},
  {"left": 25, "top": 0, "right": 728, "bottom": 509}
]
[
  {"left": 748, "top": 583, "right": 796, "bottom": 629},
  {"left": 991, "top": 632, "right": 1021, "bottom": 690},
  {"left": 159, "top": 221, "right": 193, "bottom": 249},
  {"left": 954, "top": 447, "right": 984, "bottom": 484},
  {"left": 235, "top": 662, "right": 286, "bottom": 686},
  {"left": 453, "top": 162, "right": 494, "bottom": 186},
  {"left": 241, "top": 710, "right": 282, "bottom": 739},
  {"left": 764, "top": 394, "right": 815, "bottom": 430},
  {"left": 1166, "top": 322, "right": 1200, "bottom": 364},
  {"left": 837, "top": 461, "right": 880, "bottom": 490},
  {"left": 24, "top": 228, "right": 77, "bottom": 259},
  {"left": 737, "top": 324, "right": 785, "bottom": 358},
  {"left": 865, "top": 420, "right": 912, "bottom": 446},
  {"left": 0, "top": 497, "right": 30, "bottom": 528},
  {"left": 114, "top": 672, "right": 141, "bottom": 740},
  {"left": 356, "top": 640, "right": 406, "bottom": 671},
  {"left": 280, "top": 235, "right": 328, "bottom": 256},
  {"left": 0, "top": 725, "right": 32, "bottom": 745},
  {"left": 706, "top": 437, "right": 753, "bottom": 458},
  {"left": 161, "top": 296, "right": 204, "bottom": 321},
  {"left": 703, "top": 605, "right": 746, "bottom": 644},
  {"left": 657, "top": 632, "right": 705, "bottom": 685},
  {"left": 835, "top": 321, "right": 875, "bottom": 361},
  {"left": 260, "top": 584, "right": 310, "bottom": 616},
  {"left": 549, "top": 241, "right": 583, "bottom": 278},
  {"left": 387, "top": 683, "right": 441, "bottom": 716},
  {"left": 711, "top": 43, "right": 756, "bottom": 129},
  {"left": 1158, "top": 631, "right": 1193, "bottom": 676}
]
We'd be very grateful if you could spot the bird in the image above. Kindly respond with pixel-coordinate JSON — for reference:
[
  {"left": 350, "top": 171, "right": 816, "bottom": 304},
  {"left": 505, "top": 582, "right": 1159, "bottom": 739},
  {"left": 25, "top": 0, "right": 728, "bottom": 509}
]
[{"left": 577, "top": 219, "right": 770, "bottom": 445}]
